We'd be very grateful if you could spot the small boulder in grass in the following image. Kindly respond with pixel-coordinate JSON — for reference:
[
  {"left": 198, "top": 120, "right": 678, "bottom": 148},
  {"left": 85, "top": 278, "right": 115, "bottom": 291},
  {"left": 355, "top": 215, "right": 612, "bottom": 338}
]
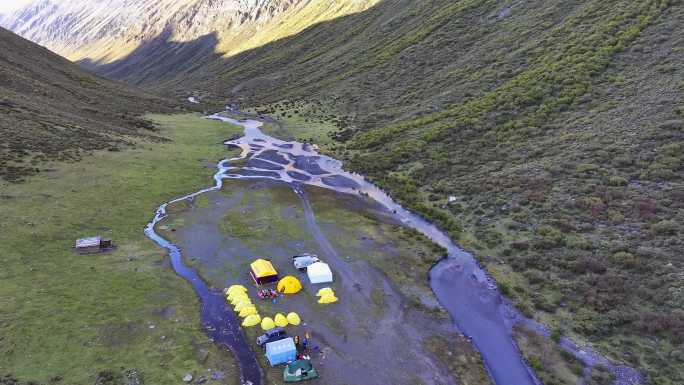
[{"left": 182, "top": 373, "right": 193, "bottom": 383}]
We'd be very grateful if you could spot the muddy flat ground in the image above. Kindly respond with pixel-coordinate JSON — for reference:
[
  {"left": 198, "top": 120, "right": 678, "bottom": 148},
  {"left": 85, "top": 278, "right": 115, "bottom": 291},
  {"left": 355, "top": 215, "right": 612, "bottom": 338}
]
[{"left": 159, "top": 179, "right": 490, "bottom": 385}]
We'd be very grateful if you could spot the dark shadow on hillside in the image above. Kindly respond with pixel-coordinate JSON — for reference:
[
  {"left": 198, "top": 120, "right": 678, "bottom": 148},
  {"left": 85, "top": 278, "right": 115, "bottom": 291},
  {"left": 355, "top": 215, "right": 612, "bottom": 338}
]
[
  {"left": 76, "top": 0, "right": 390, "bottom": 91},
  {"left": 78, "top": 27, "right": 223, "bottom": 85}
]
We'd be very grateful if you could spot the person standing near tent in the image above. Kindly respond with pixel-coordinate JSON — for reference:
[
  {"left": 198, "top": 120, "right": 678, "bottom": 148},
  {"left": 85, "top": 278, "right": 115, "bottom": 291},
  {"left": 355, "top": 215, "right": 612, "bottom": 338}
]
[{"left": 303, "top": 331, "right": 310, "bottom": 351}]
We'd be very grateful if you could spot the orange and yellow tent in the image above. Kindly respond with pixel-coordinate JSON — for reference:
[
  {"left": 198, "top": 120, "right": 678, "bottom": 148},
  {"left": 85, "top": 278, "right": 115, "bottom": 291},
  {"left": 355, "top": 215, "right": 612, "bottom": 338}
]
[{"left": 250, "top": 259, "right": 279, "bottom": 285}]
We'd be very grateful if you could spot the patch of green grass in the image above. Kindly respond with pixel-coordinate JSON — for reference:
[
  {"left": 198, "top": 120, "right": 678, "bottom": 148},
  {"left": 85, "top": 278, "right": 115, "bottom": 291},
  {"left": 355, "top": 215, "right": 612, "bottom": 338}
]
[
  {"left": 587, "top": 365, "right": 615, "bottom": 385},
  {"left": 219, "top": 182, "right": 310, "bottom": 245},
  {"left": 244, "top": 101, "right": 339, "bottom": 147},
  {"left": 514, "top": 326, "right": 583, "bottom": 385},
  {"left": 424, "top": 334, "right": 493, "bottom": 385},
  {"left": 0, "top": 113, "right": 241, "bottom": 384}
]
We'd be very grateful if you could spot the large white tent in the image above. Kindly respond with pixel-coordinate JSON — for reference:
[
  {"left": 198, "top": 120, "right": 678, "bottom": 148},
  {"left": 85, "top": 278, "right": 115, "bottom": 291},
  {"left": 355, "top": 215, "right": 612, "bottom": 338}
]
[{"left": 307, "top": 262, "right": 333, "bottom": 284}]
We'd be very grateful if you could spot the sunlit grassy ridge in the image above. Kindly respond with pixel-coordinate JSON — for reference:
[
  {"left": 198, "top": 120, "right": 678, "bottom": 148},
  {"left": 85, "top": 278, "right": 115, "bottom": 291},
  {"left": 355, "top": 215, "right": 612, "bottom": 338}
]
[{"left": 215, "top": 0, "right": 380, "bottom": 59}]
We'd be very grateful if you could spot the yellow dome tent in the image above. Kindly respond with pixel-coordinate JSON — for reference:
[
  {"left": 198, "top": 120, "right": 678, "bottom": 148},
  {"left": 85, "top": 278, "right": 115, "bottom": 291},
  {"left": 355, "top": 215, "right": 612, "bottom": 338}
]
[
  {"left": 316, "top": 287, "right": 334, "bottom": 297},
  {"left": 228, "top": 286, "right": 248, "bottom": 296},
  {"left": 230, "top": 294, "right": 249, "bottom": 305},
  {"left": 229, "top": 292, "right": 248, "bottom": 300},
  {"left": 228, "top": 289, "right": 248, "bottom": 300},
  {"left": 261, "top": 317, "right": 276, "bottom": 331},
  {"left": 234, "top": 300, "right": 252, "bottom": 312},
  {"left": 242, "top": 314, "right": 261, "bottom": 327},
  {"left": 226, "top": 291, "right": 249, "bottom": 301},
  {"left": 239, "top": 306, "right": 258, "bottom": 318},
  {"left": 274, "top": 313, "right": 289, "bottom": 327},
  {"left": 318, "top": 294, "right": 338, "bottom": 304},
  {"left": 250, "top": 259, "right": 279, "bottom": 285},
  {"left": 226, "top": 285, "right": 247, "bottom": 295},
  {"left": 286, "top": 312, "right": 301, "bottom": 326},
  {"left": 277, "top": 276, "right": 302, "bottom": 294}
]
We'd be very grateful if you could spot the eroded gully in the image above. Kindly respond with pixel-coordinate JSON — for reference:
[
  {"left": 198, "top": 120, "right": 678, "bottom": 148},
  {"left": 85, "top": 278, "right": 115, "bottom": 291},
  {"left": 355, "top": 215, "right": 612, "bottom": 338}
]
[{"left": 144, "top": 114, "right": 642, "bottom": 385}]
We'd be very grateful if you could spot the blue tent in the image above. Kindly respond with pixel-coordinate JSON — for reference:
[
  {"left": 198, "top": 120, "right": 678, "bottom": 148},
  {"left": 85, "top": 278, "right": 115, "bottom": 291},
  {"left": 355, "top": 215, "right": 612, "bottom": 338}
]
[{"left": 265, "top": 337, "right": 297, "bottom": 366}]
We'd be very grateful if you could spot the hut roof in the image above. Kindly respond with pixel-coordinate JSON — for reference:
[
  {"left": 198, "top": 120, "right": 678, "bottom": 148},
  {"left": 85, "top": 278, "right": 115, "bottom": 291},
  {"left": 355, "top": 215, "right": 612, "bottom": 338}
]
[
  {"left": 250, "top": 259, "right": 278, "bottom": 278},
  {"left": 75, "top": 237, "right": 101, "bottom": 248}
]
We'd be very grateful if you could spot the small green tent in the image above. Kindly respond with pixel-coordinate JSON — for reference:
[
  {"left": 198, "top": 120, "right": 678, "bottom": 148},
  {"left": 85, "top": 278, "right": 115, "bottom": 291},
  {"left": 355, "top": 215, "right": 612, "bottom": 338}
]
[{"left": 283, "top": 359, "right": 318, "bottom": 382}]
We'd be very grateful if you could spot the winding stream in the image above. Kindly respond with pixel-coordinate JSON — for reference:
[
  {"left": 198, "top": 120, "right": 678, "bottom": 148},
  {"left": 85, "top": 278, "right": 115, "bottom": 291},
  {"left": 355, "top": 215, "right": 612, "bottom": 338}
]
[
  {"left": 144, "top": 114, "right": 642, "bottom": 385},
  {"left": 144, "top": 168, "right": 263, "bottom": 384}
]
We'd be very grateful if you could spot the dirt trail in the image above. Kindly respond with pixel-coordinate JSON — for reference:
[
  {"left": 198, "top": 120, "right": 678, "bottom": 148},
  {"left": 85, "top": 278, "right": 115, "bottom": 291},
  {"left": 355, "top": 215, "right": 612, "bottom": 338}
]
[{"left": 294, "top": 186, "right": 454, "bottom": 384}]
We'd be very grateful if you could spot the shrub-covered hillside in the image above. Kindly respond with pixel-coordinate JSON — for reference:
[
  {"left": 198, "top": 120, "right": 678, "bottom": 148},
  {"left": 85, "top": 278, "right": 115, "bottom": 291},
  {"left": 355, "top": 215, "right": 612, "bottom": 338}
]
[
  {"left": 152, "top": 0, "right": 683, "bottom": 383},
  {"left": 344, "top": 3, "right": 683, "bottom": 384},
  {"left": 0, "top": 27, "right": 180, "bottom": 182}
]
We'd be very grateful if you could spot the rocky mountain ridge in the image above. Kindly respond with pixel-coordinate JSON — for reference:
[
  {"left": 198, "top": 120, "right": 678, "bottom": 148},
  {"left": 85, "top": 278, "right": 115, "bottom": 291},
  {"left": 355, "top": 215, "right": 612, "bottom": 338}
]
[{"left": 0, "top": 0, "right": 377, "bottom": 66}]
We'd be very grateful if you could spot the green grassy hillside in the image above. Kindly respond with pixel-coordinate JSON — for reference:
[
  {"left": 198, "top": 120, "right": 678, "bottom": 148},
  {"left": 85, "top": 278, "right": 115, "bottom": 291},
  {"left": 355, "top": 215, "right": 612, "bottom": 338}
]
[
  {"left": 0, "top": 113, "right": 242, "bottom": 385},
  {"left": 125, "top": 0, "right": 682, "bottom": 383},
  {"left": 0, "top": 27, "right": 184, "bottom": 182}
]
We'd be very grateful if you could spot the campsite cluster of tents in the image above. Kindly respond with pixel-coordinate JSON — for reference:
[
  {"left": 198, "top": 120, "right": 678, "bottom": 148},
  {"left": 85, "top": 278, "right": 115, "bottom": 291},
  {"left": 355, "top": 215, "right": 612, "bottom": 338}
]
[
  {"left": 227, "top": 284, "right": 317, "bottom": 382},
  {"left": 248, "top": 257, "right": 337, "bottom": 304},
  {"left": 223, "top": 255, "right": 339, "bottom": 382},
  {"left": 226, "top": 284, "right": 303, "bottom": 329},
  {"left": 250, "top": 257, "right": 334, "bottom": 286}
]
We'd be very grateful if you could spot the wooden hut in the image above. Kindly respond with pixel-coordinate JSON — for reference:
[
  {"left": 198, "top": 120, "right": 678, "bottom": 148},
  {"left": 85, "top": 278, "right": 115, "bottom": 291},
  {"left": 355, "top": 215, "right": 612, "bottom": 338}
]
[{"left": 75, "top": 236, "right": 113, "bottom": 254}]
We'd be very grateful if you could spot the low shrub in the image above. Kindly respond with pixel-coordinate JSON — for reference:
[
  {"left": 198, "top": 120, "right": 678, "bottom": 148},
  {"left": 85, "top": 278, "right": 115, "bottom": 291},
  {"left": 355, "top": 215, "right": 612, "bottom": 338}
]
[
  {"left": 651, "top": 220, "right": 679, "bottom": 236},
  {"left": 607, "top": 175, "right": 628, "bottom": 186},
  {"left": 610, "top": 251, "right": 640, "bottom": 268},
  {"left": 659, "top": 120, "right": 683, "bottom": 130}
]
